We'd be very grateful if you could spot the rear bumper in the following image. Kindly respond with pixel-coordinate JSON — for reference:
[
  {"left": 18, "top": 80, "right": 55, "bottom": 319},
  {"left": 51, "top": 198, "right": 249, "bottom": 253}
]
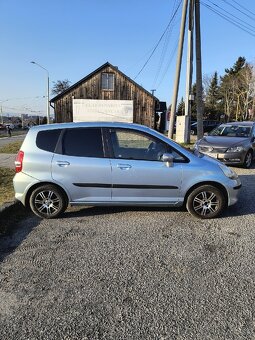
[{"left": 13, "top": 172, "right": 40, "bottom": 206}]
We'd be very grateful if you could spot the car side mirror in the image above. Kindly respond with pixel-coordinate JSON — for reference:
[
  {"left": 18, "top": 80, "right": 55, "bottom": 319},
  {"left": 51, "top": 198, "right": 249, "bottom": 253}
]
[{"left": 162, "top": 153, "right": 174, "bottom": 167}]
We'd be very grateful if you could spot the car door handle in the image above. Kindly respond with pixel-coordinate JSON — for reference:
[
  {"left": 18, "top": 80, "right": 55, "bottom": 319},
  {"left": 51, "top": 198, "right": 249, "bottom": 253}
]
[
  {"left": 56, "top": 161, "right": 70, "bottom": 167},
  {"left": 117, "top": 164, "right": 132, "bottom": 170}
]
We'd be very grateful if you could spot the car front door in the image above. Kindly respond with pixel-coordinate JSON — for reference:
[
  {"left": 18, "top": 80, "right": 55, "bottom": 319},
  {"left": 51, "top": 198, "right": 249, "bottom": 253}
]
[
  {"left": 52, "top": 127, "right": 111, "bottom": 203},
  {"left": 108, "top": 128, "right": 184, "bottom": 205}
]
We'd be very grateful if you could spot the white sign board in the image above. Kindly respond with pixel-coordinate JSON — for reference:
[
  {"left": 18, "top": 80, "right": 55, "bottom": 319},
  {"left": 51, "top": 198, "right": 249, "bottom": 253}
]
[{"left": 73, "top": 99, "right": 133, "bottom": 123}]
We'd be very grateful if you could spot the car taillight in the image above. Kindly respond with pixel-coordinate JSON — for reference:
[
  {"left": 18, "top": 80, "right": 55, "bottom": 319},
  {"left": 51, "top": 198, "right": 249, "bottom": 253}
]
[{"left": 15, "top": 151, "right": 24, "bottom": 173}]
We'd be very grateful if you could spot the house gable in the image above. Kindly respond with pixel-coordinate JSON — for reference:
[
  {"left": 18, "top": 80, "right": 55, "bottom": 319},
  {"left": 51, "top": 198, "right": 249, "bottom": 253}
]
[{"left": 51, "top": 62, "right": 159, "bottom": 128}]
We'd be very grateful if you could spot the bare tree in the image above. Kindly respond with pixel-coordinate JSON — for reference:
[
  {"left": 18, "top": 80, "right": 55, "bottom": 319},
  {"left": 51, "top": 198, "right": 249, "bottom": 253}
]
[{"left": 51, "top": 79, "right": 71, "bottom": 96}]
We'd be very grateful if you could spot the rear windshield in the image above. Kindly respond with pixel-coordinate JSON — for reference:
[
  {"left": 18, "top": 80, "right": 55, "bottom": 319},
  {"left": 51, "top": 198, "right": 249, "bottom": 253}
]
[{"left": 36, "top": 129, "right": 62, "bottom": 152}]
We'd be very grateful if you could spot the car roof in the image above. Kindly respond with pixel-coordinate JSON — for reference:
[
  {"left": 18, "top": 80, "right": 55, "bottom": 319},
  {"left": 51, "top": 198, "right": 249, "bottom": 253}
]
[
  {"left": 222, "top": 121, "right": 255, "bottom": 126},
  {"left": 29, "top": 121, "right": 154, "bottom": 133}
]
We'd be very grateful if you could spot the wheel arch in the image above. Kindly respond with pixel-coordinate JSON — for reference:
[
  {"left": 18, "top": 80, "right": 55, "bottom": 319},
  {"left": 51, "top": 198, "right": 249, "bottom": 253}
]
[
  {"left": 248, "top": 148, "right": 254, "bottom": 156},
  {"left": 25, "top": 181, "right": 69, "bottom": 208},
  {"left": 184, "top": 181, "right": 228, "bottom": 207}
]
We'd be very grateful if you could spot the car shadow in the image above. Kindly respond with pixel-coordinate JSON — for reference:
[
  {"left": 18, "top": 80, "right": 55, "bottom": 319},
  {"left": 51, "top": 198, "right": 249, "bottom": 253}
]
[
  {"left": 0, "top": 204, "right": 41, "bottom": 263},
  {"left": 222, "top": 173, "right": 255, "bottom": 218},
  {"left": 61, "top": 205, "right": 181, "bottom": 219}
]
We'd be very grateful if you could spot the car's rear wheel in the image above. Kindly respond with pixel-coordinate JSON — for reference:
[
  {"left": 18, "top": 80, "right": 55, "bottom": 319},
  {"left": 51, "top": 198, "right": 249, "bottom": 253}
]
[
  {"left": 29, "top": 185, "right": 67, "bottom": 219},
  {"left": 243, "top": 150, "right": 253, "bottom": 169},
  {"left": 186, "top": 185, "right": 225, "bottom": 219}
]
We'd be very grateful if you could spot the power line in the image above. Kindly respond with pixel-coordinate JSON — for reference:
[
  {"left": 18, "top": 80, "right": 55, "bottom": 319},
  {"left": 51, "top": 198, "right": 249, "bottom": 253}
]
[
  {"left": 134, "top": 0, "right": 182, "bottom": 80},
  {"left": 3, "top": 105, "right": 43, "bottom": 113},
  {"left": 0, "top": 95, "right": 45, "bottom": 101},
  {"left": 201, "top": 1, "right": 255, "bottom": 37},
  {"left": 152, "top": 0, "right": 180, "bottom": 87},
  {"left": 155, "top": 38, "right": 179, "bottom": 89},
  {"left": 230, "top": 0, "right": 255, "bottom": 18},
  {"left": 208, "top": 0, "right": 255, "bottom": 31},
  {"left": 219, "top": 0, "right": 255, "bottom": 22}
]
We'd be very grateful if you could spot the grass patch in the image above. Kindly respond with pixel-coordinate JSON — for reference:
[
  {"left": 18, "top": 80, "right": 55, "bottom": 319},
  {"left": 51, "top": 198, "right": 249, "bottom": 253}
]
[
  {"left": 0, "top": 167, "right": 15, "bottom": 206},
  {"left": 179, "top": 142, "right": 195, "bottom": 150},
  {"left": 0, "top": 141, "right": 22, "bottom": 153}
]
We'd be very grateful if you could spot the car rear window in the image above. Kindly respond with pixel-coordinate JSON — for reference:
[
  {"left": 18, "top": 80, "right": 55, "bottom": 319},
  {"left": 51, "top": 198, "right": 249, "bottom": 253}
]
[
  {"left": 36, "top": 129, "right": 62, "bottom": 152},
  {"left": 62, "top": 128, "right": 104, "bottom": 157}
]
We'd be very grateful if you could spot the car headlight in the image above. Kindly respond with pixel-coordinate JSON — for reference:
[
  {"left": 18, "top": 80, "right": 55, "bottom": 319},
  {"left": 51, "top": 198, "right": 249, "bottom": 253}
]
[
  {"left": 226, "top": 146, "right": 244, "bottom": 152},
  {"left": 219, "top": 164, "right": 238, "bottom": 179}
]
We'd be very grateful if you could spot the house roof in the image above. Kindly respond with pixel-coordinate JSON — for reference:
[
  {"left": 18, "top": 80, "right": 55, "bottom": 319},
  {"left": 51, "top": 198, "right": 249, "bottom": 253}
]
[{"left": 50, "top": 62, "right": 158, "bottom": 102}]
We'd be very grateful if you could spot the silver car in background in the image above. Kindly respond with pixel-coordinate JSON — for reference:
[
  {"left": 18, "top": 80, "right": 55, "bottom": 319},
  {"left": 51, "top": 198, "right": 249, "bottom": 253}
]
[
  {"left": 194, "top": 121, "right": 255, "bottom": 168},
  {"left": 13, "top": 122, "right": 241, "bottom": 219}
]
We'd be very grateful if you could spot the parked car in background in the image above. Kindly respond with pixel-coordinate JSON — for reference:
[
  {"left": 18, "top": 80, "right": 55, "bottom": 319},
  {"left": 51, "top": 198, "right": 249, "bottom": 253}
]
[
  {"left": 13, "top": 122, "right": 241, "bottom": 219},
  {"left": 190, "top": 120, "right": 219, "bottom": 135},
  {"left": 194, "top": 121, "right": 255, "bottom": 168},
  {"left": 5, "top": 123, "right": 15, "bottom": 130}
]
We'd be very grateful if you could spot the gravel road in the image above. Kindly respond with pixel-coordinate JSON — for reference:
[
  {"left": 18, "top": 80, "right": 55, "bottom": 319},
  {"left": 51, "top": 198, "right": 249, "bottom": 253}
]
[{"left": 0, "top": 166, "right": 254, "bottom": 339}]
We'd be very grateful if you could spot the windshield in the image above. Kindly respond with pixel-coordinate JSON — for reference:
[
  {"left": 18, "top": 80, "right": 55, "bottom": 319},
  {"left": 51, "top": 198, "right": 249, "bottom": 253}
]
[{"left": 209, "top": 124, "right": 251, "bottom": 137}]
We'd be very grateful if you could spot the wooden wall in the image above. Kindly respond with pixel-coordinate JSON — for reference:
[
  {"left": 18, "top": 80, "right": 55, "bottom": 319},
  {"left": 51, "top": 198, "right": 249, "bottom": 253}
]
[{"left": 52, "top": 65, "right": 157, "bottom": 128}]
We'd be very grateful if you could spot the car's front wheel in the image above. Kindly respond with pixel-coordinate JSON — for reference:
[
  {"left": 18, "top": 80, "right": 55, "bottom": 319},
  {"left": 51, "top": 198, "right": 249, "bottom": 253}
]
[
  {"left": 186, "top": 185, "right": 225, "bottom": 219},
  {"left": 29, "top": 185, "right": 68, "bottom": 219},
  {"left": 243, "top": 150, "right": 253, "bottom": 169}
]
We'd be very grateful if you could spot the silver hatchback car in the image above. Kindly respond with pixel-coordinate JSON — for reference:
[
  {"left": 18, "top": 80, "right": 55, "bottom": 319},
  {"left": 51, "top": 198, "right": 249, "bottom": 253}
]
[{"left": 13, "top": 122, "right": 241, "bottom": 219}]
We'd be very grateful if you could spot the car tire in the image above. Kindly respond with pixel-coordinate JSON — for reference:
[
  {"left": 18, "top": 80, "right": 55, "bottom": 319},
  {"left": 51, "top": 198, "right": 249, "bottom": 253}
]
[
  {"left": 29, "top": 184, "right": 68, "bottom": 219},
  {"left": 186, "top": 185, "right": 225, "bottom": 219},
  {"left": 243, "top": 150, "right": 253, "bottom": 169}
]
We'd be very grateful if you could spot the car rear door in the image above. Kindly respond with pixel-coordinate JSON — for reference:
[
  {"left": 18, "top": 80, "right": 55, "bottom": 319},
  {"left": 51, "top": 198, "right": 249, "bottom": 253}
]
[
  {"left": 108, "top": 128, "right": 183, "bottom": 204},
  {"left": 51, "top": 127, "right": 112, "bottom": 203}
]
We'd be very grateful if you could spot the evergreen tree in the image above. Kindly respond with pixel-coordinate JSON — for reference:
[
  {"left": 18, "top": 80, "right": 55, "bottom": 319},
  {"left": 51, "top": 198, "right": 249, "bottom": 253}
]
[
  {"left": 225, "top": 56, "right": 246, "bottom": 75},
  {"left": 177, "top": 97, "right": 185, "bottom": 115},
  {"left": 205, "top": 72, "right": 220, "bottom": 119}
]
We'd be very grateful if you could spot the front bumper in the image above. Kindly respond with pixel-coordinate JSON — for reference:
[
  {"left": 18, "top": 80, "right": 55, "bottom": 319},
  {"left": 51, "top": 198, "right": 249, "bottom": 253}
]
[{"left": 200, "top": 151, "right": 245, "bottom": 166}]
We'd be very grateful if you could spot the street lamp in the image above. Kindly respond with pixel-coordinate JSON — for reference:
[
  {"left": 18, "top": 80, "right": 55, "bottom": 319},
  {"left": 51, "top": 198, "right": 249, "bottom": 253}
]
[
  {"left": 0, "top": 99, "right": 8, "bottom": 124},
  {"left": 30, "top": 61, "right": 50, "bottom": 124}
]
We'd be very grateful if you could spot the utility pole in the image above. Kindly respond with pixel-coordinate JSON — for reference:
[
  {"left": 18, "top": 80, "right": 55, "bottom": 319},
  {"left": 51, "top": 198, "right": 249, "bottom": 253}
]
[
  {"left": 168, "top": 0, "right": 189, "bottom": 139},
  {"left": 0, "top": 106, "right": 3, "bottom": 124},
  {"left": 184, "top": 0, "right": 195, "bottom": 143},
  {"left": 31, "top": 61, "right": 50, "bottom": 124},
  {"left": 195, "top": 0, "right": 204, "bottom": 139}
]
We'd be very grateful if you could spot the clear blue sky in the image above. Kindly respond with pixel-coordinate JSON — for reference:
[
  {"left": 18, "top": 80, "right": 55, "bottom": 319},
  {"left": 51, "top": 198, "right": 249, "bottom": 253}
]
[{"left": 1, "top": 0, "right": 255, "bottom": 117}]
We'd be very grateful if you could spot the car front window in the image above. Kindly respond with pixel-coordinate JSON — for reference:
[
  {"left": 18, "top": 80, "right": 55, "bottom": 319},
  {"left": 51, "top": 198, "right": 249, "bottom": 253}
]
[
  {"left": 209, "top": 125, "right": 251, "bottom": 137},
  {"left": 110, "top": 129, "right": 186, "bottom": 162}
]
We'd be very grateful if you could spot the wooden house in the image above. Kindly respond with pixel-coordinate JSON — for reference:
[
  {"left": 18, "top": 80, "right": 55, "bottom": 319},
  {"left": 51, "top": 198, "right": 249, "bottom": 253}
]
[{"left": 50, "top": 62, "right": 159, "bottom": 128}]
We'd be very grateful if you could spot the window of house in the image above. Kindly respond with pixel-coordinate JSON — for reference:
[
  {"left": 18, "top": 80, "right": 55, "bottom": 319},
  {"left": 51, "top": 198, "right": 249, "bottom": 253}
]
[{"left": 101, "top": 73, "right": 114, "bottom": 90}]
